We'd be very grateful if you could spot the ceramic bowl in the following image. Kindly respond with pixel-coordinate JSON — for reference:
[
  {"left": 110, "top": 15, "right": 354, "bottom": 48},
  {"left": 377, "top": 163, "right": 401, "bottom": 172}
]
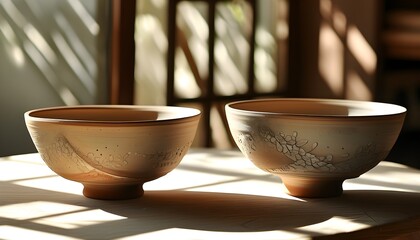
[
  {"left": 25, "top": 105, "right": 201, "bottom": 200},
  {"left": 226, "top": 98, "right": 406, "bottom": 198}
]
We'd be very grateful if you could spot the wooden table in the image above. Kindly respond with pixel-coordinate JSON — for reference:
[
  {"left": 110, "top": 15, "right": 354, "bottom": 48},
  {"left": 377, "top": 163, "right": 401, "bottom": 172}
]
[{"left": 0, "top": 149, "right": 419, "bottom": 240}]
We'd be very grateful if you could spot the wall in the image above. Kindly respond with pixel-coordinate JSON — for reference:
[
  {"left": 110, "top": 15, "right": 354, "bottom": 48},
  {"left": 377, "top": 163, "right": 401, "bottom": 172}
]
[
  {"left": 0, "top": 0, "right": 110, "bottom": 156},
  {"left": 290, "top": 0, "right": 380, "bottom": 100}
]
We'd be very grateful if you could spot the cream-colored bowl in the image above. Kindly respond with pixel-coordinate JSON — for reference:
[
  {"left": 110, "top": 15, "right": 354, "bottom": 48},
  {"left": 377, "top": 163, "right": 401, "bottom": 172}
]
[
  {"left": 226, "top": 98, "right": 406, "bottom": 198},
  {"left": 25, "top": 105, "right": 201, "bottom": 200}
]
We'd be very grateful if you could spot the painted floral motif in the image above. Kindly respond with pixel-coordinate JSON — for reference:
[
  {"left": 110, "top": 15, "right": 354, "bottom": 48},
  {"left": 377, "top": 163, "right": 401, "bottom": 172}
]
[
  {"left": 259, "top": 128, "right": 336, "bottom": 172},
  {"left": 237, "top": 132, "right": 256, "bottom": 154},
  {"left": 236, "top": 127, "right": 379, "bottom": 173}
]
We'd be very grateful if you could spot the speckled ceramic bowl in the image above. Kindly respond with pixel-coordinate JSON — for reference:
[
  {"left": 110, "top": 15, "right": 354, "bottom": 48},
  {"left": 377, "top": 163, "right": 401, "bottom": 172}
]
[
  {"left": 25, "top": 105, "right": 201, "bottom": 200},
  {"left": 226, "top": 98, "right": 406, "bottom": 198}
]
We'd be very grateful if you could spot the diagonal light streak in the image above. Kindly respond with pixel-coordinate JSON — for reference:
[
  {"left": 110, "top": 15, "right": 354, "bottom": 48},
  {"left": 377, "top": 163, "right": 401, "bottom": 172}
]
[
  {"left": 52, "top": 31, "right": 96, "bottom": 95},
  {"left": 23, "top": 24, "right": 57, "bottom": 65},
  {"left": 23, "top": 40, "right": 79, "bottom": 105},
  {"left": 66, "top": 0, "right": 99, "bottom": 36},
  {"left": 347, "top": 25, "right": 377, "bottom": 75},
  {"left": 0, "top": 15, "right": 17, "bottom": 43},
  {"left": 0, "top": 0, "right": 79, "bottom": 105},
  {"left": 0, "top": 16, "right": 25, "bottom": 66},
  {"left": 0, "top": 0, "right": 26, "bottom": 28},
  {"left": 1, "top": 0, "right": 57, "bottom": 66},
  {"left": 54, "top": 12, "right": 97, "bottom": 78}
]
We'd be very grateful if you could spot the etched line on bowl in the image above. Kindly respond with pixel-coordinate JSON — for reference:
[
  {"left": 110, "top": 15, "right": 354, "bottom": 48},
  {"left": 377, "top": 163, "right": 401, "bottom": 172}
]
[
  {"left": 42, "top": 135, "right": 139, "bottom": 181},
  {"left": 56, "top": 136, "right": 192, "bottom": 172},
  {"left": 41, "top": 135, "right": 91, "bottom": 173}
]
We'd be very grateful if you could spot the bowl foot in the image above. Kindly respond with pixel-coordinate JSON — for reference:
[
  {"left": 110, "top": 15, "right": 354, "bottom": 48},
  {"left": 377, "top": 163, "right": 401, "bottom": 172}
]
[
  {"left": 281, "top": 176, "right": 344, "bottom": 198},
  {"left": 82, "top": 183, "right": 144, "bottom": 200}
]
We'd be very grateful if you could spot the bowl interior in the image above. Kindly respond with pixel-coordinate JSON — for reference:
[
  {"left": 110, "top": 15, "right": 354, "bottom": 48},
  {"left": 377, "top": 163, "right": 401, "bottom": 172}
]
[
  {"left": 27, "top": 106, "right": 200, "bottom": 123},
  {"left": 227, "top": 99, "right": 406, "bottom": 117}
]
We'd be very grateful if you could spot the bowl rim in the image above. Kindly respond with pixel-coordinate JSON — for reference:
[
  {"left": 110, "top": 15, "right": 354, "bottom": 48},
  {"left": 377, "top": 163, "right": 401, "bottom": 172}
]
[
  {"left": 225, "top": 98, "right": 407, "bottom": 118},
  {"left": 25, "top": 105, "right": 201, "bottom": 125}
]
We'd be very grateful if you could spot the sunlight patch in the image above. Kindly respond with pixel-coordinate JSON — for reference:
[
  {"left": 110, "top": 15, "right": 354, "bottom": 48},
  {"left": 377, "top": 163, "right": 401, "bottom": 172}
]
[
  {"left": 34, "top": 209, "right": 126, "bottom": 229},
  {"left": 0, "top": 201, "right": 86, "bottom": 220},
  {"left": 0, "top": 226, "right": 79, "bottom": 240}
]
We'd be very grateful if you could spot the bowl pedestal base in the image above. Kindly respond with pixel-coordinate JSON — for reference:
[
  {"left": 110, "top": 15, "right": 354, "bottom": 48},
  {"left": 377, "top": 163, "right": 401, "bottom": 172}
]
[
  {"left": 82, "top": 183, "right": 145, "bottom": 200},
  {"left": 281, "top": 175, "right": 344, "bottom": 198}
]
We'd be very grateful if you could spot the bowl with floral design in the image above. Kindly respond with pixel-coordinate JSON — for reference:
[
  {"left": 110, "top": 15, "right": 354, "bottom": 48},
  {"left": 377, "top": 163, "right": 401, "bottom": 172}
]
[
  {"left": 225, "top": 98, "right": 406, "bottom": 197},
  {"left": 25, "top": 105, "right": 201, "bottom": 200}
]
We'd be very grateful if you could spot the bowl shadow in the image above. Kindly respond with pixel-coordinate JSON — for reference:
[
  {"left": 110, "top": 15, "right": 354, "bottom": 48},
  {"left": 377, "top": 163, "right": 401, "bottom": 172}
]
[
  {"left": 97, "top": 189, "right": 420, "bottom": 238},
  {"left": 2, "top": 178, "right": 420, "bottom": 239},
  {"left": 101, "top": 190, "right": 331, "bottom": 233}
]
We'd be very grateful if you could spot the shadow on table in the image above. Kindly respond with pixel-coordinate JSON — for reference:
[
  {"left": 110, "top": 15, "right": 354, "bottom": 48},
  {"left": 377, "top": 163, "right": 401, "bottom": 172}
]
[
  {"left": 98, "top": 189, "right": 420, "bottom": 238},
  {"left": 313, "top": 191, "right": 420, "bottom": 240},
  {"left": 1, "top": 179, "right": 420, "bottom": 239},
  {"left": 113, "top": 190, "right": 330, "bottom": 232},
  {"left": 0, "top": 176, "right": 420, "bottom": 239}
]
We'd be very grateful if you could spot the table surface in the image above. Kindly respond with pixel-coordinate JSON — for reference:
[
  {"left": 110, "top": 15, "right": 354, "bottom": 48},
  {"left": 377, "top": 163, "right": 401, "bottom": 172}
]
[{"left": 0, "top": 149, "right": 419, "bottom": 240}]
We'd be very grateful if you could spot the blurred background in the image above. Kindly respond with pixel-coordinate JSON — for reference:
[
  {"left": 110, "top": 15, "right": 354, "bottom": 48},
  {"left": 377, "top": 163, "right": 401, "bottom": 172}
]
[{"left": 0, "top": 0, "right": 419, "bottom": 168}]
